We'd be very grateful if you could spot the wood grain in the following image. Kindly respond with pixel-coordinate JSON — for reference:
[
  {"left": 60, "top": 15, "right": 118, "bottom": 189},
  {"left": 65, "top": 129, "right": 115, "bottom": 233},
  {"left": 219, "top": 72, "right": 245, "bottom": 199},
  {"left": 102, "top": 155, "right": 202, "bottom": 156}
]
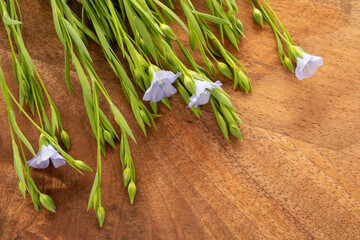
[{"left": 0, "top": 0, "right": 359, "bottom": 239}]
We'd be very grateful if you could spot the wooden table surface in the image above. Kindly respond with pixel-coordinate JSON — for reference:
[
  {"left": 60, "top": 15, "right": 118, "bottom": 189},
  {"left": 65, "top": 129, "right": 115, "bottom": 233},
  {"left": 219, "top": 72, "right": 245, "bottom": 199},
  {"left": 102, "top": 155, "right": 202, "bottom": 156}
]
[{"left": 0, "top": 0, "right": 359, "bottom": 239}]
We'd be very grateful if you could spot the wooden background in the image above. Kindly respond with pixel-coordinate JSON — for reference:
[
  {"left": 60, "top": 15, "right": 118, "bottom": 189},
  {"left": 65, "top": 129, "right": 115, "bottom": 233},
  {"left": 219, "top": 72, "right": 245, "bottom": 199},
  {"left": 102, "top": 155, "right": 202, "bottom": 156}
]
[{"left": 0, "top": 0, "right": 359, "bottom": 239}]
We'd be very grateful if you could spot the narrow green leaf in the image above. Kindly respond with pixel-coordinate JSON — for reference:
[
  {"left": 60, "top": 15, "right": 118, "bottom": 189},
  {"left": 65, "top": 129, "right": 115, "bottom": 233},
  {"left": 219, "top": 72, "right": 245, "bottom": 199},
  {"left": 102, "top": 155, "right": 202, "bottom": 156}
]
[
  {"left": 63, "top": 19, "right": 92, "bottom": 62},
  {"left": 196, "top": 12, "right": 230, "bottom": 25}
]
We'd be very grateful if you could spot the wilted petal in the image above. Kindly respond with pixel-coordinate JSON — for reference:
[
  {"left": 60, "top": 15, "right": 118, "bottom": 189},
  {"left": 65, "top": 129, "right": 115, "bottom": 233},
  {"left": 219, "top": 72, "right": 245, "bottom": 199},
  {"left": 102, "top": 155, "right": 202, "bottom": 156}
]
[
  {"left": 188, "top": 80, "right": 222, "bottom": 108},
  {"left": 27, "top": 152, "right": 50, "bottom": 169},
  {"left": 47, "top": 145, "right": 66, "bottom": 168},
  {"left": 295, "top": 53, "right": 323, "bottom": 80},
  {"left": 27, "top": 144, "right": 66, "bottom": 169},
  {"left": 143, "top": 70, "right": 181, "bottom": 102},
  {"left": 50, "top": 152, "right": 66, "bottom": 168}
]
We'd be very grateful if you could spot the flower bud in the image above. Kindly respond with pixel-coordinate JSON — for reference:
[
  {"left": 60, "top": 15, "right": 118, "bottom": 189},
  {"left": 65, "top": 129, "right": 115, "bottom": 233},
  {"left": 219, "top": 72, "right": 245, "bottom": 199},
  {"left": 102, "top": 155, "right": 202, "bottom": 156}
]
[
  {"left": 60, "top": 130, "right": 70, "bottom": 150},
  {"left": 38, "top": 133, "right": 49, "bottom": 147},
  {"left": 140, "top": 109, "right": 150, "bottom": 125},
  {"left": 238, "top": 70, "right": 251, "bottom": 93},
  {"left": 148, "top": 64, "right": 161, "bottom": 79},
  {"left": 183, "top": 76, "right": 195, "bottom": 93},
  {"left": 74, "top": 160, "right": 92, "bottom": 171},
  {"left": 204, "top": 57, "right": 215, "bottom": 74},
  {"left": 133, "top": 68, "right": 142, "bottom": 83},
  {"left": 39, "top": 193, "right": 56, "bottom": 213},
  {"left": 217, "top": 62, "right": 233, "bottom": 79},
  {"left": 229, "top": 124, "right": 242, "bottom": 140},
  {"left": 253, "top": 9, "right": 263, "bottom": 26},
  {"left": 103, "top": 130, "right": 115, "bottom": 148},
  {"left": 212, "top": 89, "right": 232, "bottom": 108},
  {"left": 123, "top": 168, "right": 131, "bottom": 187},
  {"left": 236, "top": 19, "right": 244, "bottom": 33},
  {"left": 96, "top": 206, "right": 105, "bottom": 227},
  {"left": 128, "top": 181, "right": 136, "bottom": 204},
  {"left": 18, "top": 181, "right": 26, "bottom": 198},
  {"left": 284, "top": 57, "right": 294, "bottom": 73},
  {"left": 291, "top": 46, "right": 304, "bottom": 58},
  {"left": 215, "top": 112, "right": 229, "bottom": 140},
  {"left": 227, "top": 11, "right": 236, "bottom": 24},
  {"left": 160, "top": 24, "right": 176, "bottom": 40}
]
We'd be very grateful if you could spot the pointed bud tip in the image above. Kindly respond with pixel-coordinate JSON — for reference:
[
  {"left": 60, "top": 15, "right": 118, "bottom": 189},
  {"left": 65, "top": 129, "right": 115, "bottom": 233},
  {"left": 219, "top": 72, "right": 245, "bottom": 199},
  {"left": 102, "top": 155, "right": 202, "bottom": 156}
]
[
  {"left": 96, "top": 206, "right": 105, "bottom": 227},
  {"left": 128, "top": 182, "right": 136, "bottom": 204},
  {"left": 123, "top": 168, "right": 131, "bottom": 187},
  {"left": 60, "top": 130, "right": 70, "bottom": 150},
  {"left": 74, "top": 160, "right": 93, "bottom": 171},
  {"left": 160, "top": 24, "right": 176, "bottom": 40},
  {"left": 253, "top": 9, "right": 264, "bottom": 26}
]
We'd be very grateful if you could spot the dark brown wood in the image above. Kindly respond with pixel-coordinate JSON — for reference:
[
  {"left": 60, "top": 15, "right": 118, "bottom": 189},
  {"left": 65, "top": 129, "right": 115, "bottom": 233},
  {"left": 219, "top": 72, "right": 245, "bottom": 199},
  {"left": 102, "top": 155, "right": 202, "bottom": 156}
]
[{"left": 0, "top": 0, "right": 359, "bottom": 239}]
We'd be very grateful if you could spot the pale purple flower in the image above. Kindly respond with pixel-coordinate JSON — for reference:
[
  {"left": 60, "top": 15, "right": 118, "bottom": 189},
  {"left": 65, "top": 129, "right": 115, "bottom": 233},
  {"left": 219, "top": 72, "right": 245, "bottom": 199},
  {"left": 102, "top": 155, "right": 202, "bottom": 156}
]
[
  {"left": 188, "top": 80, "right": 222, "bottom": 108},
  {"left": 295, "top": 53, "right": 323, "bottom": 80},
  {"left": 27, "top": 144, "right": 66, "bottom": 169},
  {"left": 143, "top": 70, "right": 182, "bottom": 102}
]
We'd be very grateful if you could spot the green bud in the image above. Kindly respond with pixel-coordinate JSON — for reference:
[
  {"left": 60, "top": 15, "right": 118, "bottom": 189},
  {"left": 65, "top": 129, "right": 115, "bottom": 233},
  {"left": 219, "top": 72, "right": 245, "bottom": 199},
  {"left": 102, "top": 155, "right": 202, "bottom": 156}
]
[
  {"left": 148, "top": 64, "right": 161, "bottom": 79},
  {"left": 140, "top": 110, "right": 150, "bottom": 125},
  {"left": 220, "top": 103, "right": 236, "bottom": 126},
  {"left": 60, "top": 130, "right": 70, "bottom": 150},
  {"left": 133, "top": 68, "right": 145, "bottom": 91},
  {"left": 103, "top": 130, "right": 115, "bottom": 148},
  {"left": 183, "top": 76, "right": 195, "bottom": 93},
  {"left": 253, "top": 9, "right": 263, "bottom": 26},
  {"left": 128, "top": 181, "right": 136, "bottom": 204},
  {"left": 160, "top": 24, "right": 176, "bottom": 40},
  {"left": 74, "top": 160, "right": 92, "bottom": 171},
  {"left": 204, "top": 57, "right": 215, "bottom": 74},
  {"left": 284, "top": 57, "right": 294, "bottom": 73},
  {"left": 96, "top": 206, "right": 105, "bottom": 227},
  {"left": 39, "top": 193, "right": 56, "bottom": 213},
  {"left": 229, "top": 124, "right": 242, "bottom": 140},
  {"left": 123, "top": 168, "right": 131, "bottom": 187},
  {"left": 227, "top": 11, "right": 236, "bottom": 24},
  {"left": 215, "top": 112, "right": 229, "bottom": 140},
  {"left": 18, "top": 182, "right": 26, "bottom": 198},
  {"left": 38, "top": 133, "right": 49, "bottom": 147},
  {"left": 291, "top": 46, "right": 304, "bottom": 58},
  {"left": 133, "top": 68, "right": 142, "bottom": 83},
  {"left": 211, "top": 89, "right": 232, "bottom": 108},
  {"left": 237, "top": 70, "right": 251, "bottom": 93},
  {"left": 236, "top": 19, "right": 244, "bottom": 33},
  {"left": 217, "top": 62, "right": 233, "bottom": 79}
]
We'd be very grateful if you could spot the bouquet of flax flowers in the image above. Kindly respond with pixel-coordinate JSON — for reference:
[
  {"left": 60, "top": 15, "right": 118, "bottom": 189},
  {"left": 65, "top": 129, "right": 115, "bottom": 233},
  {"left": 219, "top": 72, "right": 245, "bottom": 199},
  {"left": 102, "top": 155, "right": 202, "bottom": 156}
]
[
  {"left": 0, "top": 0, "right": 92, "bottom": 213},
  {"left": 249, "top": 0, "right": 323, "bottom": 79},
  {"left": 1, "top": 0, "right": 323, "bottom": 228}
]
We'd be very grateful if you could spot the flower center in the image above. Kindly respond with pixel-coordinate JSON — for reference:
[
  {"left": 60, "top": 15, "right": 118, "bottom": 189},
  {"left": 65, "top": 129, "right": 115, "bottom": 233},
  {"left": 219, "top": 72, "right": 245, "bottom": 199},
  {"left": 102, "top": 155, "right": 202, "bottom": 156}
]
[{"left": 158, "top": 79, "right": 165, "bottom": 88}]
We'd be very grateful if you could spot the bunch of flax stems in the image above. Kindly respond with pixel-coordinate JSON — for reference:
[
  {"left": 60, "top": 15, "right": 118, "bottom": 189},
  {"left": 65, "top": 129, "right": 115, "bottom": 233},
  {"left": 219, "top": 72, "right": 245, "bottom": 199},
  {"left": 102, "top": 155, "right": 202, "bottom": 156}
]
[{"left": 0, "top": 0, "right": 323, "bottom": 227}]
